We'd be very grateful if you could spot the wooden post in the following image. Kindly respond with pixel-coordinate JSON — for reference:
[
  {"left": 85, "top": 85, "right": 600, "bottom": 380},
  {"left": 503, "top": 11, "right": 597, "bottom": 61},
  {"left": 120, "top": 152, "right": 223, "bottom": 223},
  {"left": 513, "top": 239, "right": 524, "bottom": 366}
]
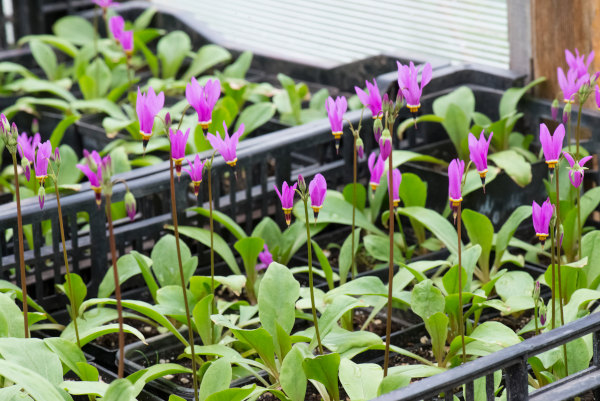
[{"left": 531, "top": 0, "right": 600, "bottom": 100}]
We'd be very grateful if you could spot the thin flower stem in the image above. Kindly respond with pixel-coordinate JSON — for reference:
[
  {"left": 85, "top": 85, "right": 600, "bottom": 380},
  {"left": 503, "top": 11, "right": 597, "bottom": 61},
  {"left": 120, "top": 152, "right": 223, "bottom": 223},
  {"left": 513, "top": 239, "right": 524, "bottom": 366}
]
[
  {"left": 550, "top": 220, "right": 556, "bottom": 331},
  {"left": 575, "top": 104, "right": 582, "bottom": 159},
  {"left": 351, "top": 136, "right": 357, "bottom": 281},
  {"left": 554, "top": 170, "right": 569, "bottom": 374},
  {"left": 383, "top": 145, "right": 394, "bottom": 377},
  {"left": 458, "top": 202, "right": 465, "bottom": 364},
  {"left": 12, "top": 152, "right": 29, "bottom": 337},
  {"left": 208, "top": 167, "right": 216, "bottom": 316},
  {"left": 304, "top": 198, "right": 323, "bottom": 355},
  {"left": 54, "top": 182, "right": 81, "bottom": 348},
  {"left": 105, "top": 194, "right": 125, "bottom": 378},
  {"left": 534, "top": 301, "right": 539, "bottom": 336},
  {"left": 169, "top": 156, "right": 199, "bottom": 400},
  {"left": 577, "top": 189, "right": 582, "bottom": 260}
]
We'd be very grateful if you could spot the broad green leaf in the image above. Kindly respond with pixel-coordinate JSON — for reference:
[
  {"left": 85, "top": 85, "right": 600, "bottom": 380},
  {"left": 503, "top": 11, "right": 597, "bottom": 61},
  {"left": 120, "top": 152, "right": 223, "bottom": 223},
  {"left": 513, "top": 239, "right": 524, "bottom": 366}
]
[
  {"left": 343, "top": 183, "right": 367, "bottom": 211},
  {"left": 465, "top": 321, "right": 521, "bottom": 356},
  {"left": 234, "top": 237, "right": 264, "bottom": 276},
  {"left": 411, "top": 279, "right": 445, "bottom": 320},
  {"left": 462, "top": 209, "right": 493, "bottom": 277},
  {"left": 0, "top": 360, "right": 71, "bottom": 401},
  {"left": 397, "top": 206, "right": 460, "bottom": 254},
  {"left": 50, "top": 116, "right": 79, "bottom": 148},
  {"left": 199, "top": 359, "right": 232, "bottom": 401},
  {"left": 56, "top": 145, "right": 82, "bottom": 185},
  {"left": 29, "top": 40, "right": 57, "bottom": 80},
  {"left": 433, "top": 86, "right": 475, "bottom": 120},
  {"left": 174, "top": 225, "right": 238, "bottom": 274},
  {"left": 494, "top": 205, "right": 531, "bottom": 269},
  {"left": 103, "top": 379, "right": 134, "bottom": 401},
  {"left": 193, "top": 295, "right": 215, "bottom": 347},
  {"left": 258, "top": 262, "right": 300, "bottom": 337},
  {"left": 59, "top": 381, "right": 107, "bottom": 397},
  {"left": 582, "top": 231, "right": 600, "bottom": 288},
  {"left": 363, "top": 234, "right": 404, "bottom": 265},
  {"left": 205, "top": 387, "right": 255, "bottom": 401},
  {"left": 311, "top": 240, "right": 335, "bottom": 290},
  {"left": 397, "top": 114, "right": 444, "bottom": 140},
  {"left": 339, "top": 358, "right": 383, "bottom": 401},
  {"left": 303, "top": 353, "right": 340, "bottom": 401},
  {"left": 151, "top": 234, "right": 196, "bottom": 287},
  {"left": 158, "top": 31, "right": 191, "bottom": 79},
  {"left": 495, "top": 271, "right": 534, "bottom": 301},
  {"left": 155, "top": 286, "right": 198, "bottom": 323},
  {"left": 235, "top": 102, "right": 276, "bottom": 138},
  {"left": 338, "top": 229, "right": 361, "bottom": 285},
  {"left": 231, "top": 327, "right": 277, "bottom": 374},
  {"left": 378, "top": 373, "right": 411, "bottom": 396},
  {"left": 58, "top": 273, "right": 86, "bottom": 314},
  {"left": 425, "top": 312, "right": 449, "bottom": 365},
  {"left": 312, "top": 295, "right": 364, "bottom": 350},
  {"left": 133, "top": 7, "right": 157, "bottom": 30},
  {"left": 499, "top": 77, "right": 546, "bottom": 118},
  {"left": 223, "top": 51, "right": 253, "bottom": 79},
  {"left": 53, "top": 16, "right": 95, "bottom": 45},
  {"left": 184, "top": 45, "right": 231, "bottom": 80},
  {"left": 71, "top": 99, "right": 126, "bottom": 119},
  {"left": 6, "top": 78, "right": 75, "bottom": 102},
  {"left": 488, "top": 149, "right": 532, "bottom": 187},
  {"left": 189, "top": 207, "right": 247, "bottom": 240},
  {"left": 43, "top": 337, "right": 86, "bottom": 379},
  {"left": 281, "top": 346, "right": 308, "bottom": 401},
  {"left": 391, "top": 150, "right": 447, "bottom": 169},
  {"left": 0, "top": 338, "right": 62, "bottom": 385},
  {"left": 18, "top": 35, "right": 77, "bottom": 57},
  {"left": 0, "top": 293, "right": 25, "bottom": 338},
  {"left": 442, "top": 265, "right": 468, "bottom": 295}
]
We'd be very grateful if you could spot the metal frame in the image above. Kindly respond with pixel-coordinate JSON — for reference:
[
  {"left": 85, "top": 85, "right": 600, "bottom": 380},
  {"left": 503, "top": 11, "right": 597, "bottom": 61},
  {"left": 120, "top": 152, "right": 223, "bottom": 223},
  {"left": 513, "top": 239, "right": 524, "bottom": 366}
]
[{"left": 372, "top": 312, "right": 600, "bottom": 401}]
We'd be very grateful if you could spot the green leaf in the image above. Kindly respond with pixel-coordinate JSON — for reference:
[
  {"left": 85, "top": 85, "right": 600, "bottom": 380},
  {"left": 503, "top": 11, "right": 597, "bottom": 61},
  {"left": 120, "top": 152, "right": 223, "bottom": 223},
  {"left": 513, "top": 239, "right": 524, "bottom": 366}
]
[
  {"left": 0, "top": 360, "right": 71, "bottom": 401},
  {"left": 205, "top": 387, "right": 255, "bottom": 401},
  {"left": 223, "top": 51, "right": 253, "bottom": 79},
  {"left": 53, "top": 16, "right": 95, "bottom": 45},
  {"left": 343, "top": 183, "right": 367, "bottom": 211},
  {"left": 499, "top": 77, "right": 546, "bottom": 118},
  {"left": 397, "top": 114, "right": 444, "bottom": 140},
  {"left": 60, "top": 273, "right": 86, "bottom": 314},
  {"left": 277, "top": 73, "right": 301, "bottom": 124},
  {"left": 55, "top": 145, "right": 82, "bottom": 186},
  {"left": 184, "top": 45, "right": 231, "bottom": 80},
  {"left": 462, "top": 209, "right": 493, "bottom": 277},
  {"left": 193, "top": 295, "right": 215, "bottom": 347},
  {"left": 50, "top": 116, "right": 79, "bottom": 148},
  {"left": 363, "top": 234, "right": 404, "bottom": 265},
  {"left": 199, "top": 359, "right": 232, "bottom": 401},
  {"left": 425, "top": 312, "right": 449, "bottom": 365},
  {"left": 338, "top": 229, "right": 361, "bottom": 285},
  {"left": 397, "top": 206, "right": 460, "bottom": 254},
  {"left": 303, "top": 353, "right": 340, "bottom": 401},
  {"left": 378, "top": 374, "right": 411, "bottom": 396},
  {"left": 442, "top": 265, "right": 468, "bottom": 294},
  {"left": 234, "top": 237, "right": 264, "bottom": 297},
  {"left": 186, "top": 207, "right": 246, "bottom": 239},
  {"left": 70, "top": 99, "right": 125, "bottom": 119},
  {"left": 411, "top": 279, "right": 445, "bottom": 320},
  {"left": 258, "top": 262, "right": 300, "bottom": 337},
  {"left": 43, "top": 337, "right": 86, "bottom": 380},
  {"left": 134, "top": 7, "right": 157, "bottom": 30},
  {"left": 151, "top": 234, "right": 196, "bottom": 287},
  {"left": 494, "top": 205, "right": 531, "bottom": 269},
  {"left": 18, "top": 35, "right": 77, "bottom": 58},
  {"left": 6, "top": 78, "right": 75, "bottom": 102},
  {"left": 158, "top": 31, "right": 191, "bottom": 79},
  {"left": 495, "top": 271, "right": 534, "bottom": 301},
  {"left": 311, "top": 240, "right": 335, "bottom": 290},
  {"left": 339, "top": 358, "right": 382, "bottom": 401},
  {"left": 136, "top": 36, "right": 159, "bottom": 77},
  {"left": 235, "top": 102, "right": 276, "bottom": 138},
  {"left": 391, "top": 150, "right": 447, "bottom": 169},
  {"left": 582, "top": 231, "right": 600, "bottom": 288},
  {"left": 488, "top": 149, "right": 532, "bottom": 187},
  {"left": 29, "top": 40, "right": 57, "bottom": 80},
  {"left": 103, "top": 379, "right": 134, "bottom": 401},
  {"left": 0, "top": 338, "right": 62, "bottom": 385},
  {"left": 231, "top": 327, "right": 277, "bottom": 374},
  {"left": 0, "top": 293, "right": 25, "bottom": 338},
  {"left": 281, "top": 345, "right": 308, "bottom": 401}
]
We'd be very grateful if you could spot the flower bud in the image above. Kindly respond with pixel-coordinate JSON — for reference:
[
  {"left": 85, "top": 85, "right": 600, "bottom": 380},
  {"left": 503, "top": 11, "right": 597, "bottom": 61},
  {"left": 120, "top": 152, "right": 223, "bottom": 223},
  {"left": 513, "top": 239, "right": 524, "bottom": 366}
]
[
  {"left": 373, "top": 116, "right": 383, "bottom": 143},
  {"left": 394, "top": 92, "right": 403, "bottom": 114},
  {"left": 165, "top": 112, "right": 171, "bottom": 128},
  {"left": 379, "top": 129, "right": 392, "bottom": 161},
  {"left": 124, "top": 190, "right": 136, "bottom": 221},
  {"left": 563, "top": 102, "right": 572, "bottom": 125},
  {"left": 53, "top": 148, "right": 61, "bottom": 167},
  {"left": 297, "top": 174, "right": 306, "bottom": 193},
  {"left": 539, "top": 303, "right": 547, "bottom": 326},
  {"left": 533, "top": 280, "right": 540, "bottom": 302},
  {"left": 0, "top": 114, "right": 9, "bottom": 134},
  {"left": 21, "top": 157, "right": 31, "bottom": 181},
  {"left": 356, "top": 137, "right": 364, "bottom": 159},
  {"left": 551, "top": 99, "right": 559, "bottom": 121},
  {"left": 5, "top": 122, "right": 18, "bottom": 153},
  {"left": 38, "top": 186, "right": 46, "bottom": 210}
]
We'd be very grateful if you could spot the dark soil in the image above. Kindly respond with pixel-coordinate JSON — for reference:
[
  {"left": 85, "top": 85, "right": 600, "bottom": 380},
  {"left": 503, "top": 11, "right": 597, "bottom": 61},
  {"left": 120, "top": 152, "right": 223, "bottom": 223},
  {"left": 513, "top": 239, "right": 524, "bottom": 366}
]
[
  {"left": 94, "top": 318, "right": 161, "bottom": 349},
  {"left": 136, "top": 344, "right": 195, "bottom": 388},
  {"left": 353, "top": 308, "right": 417, "bottom": 336},
  {"left": 256, "top": 380, "right": 350, "bottom": 401}
]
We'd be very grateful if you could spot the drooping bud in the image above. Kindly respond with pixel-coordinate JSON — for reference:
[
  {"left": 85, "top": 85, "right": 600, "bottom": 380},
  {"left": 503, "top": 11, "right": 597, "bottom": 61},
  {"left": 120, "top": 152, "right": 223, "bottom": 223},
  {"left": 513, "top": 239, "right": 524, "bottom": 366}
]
[
  {"left": 21, "top": 157, "right": 31, "bottom": 181},
  {"left": 0, "top": 113, "right": 9, "bottom": 134},
  {"left": 539, "top": 303, "right": 547, "bottom": 326},
  {"left": 379, "top": 129, "right": 392, "bottom": 161},
  {"left": 381, "top": 93, "right": 392, "bottom": 116},
  {"left": 165, "top": 112, "right": 171, "bottom": 129},
  {"left": 356, "top": 137, "right": 364, "bottom": 159},
  {"left": 124, "top": 190, "right": 136, "bottom": 221},
  {"left": 53, "top": 147, "right": 61, "bottom": 167},
  {"left": 373, "top": 116, "right": 383, "bottom": 143},
  {"left": 38, "top": 186, "right": 46, "bottom": 210},
  {"left": 562, "top": 102, "right": 571, "bottom": 125},
  {"left": 297, "top": 174, "right": 306, "bottom": 193},
  {"left": 394, "top": 92, "right": 403, "bottom": 115},
  {"left": 101, "top": 155, "right": 113, "bottom": 196},
  {"left": 551, "top": 99, "right": 559, "bottom": 121},
  {"left": 5, "top": 122, "right": 18, "bottom": 154},
  {"left": 533, "top": 281, "right": 540, "bottom": 302}
]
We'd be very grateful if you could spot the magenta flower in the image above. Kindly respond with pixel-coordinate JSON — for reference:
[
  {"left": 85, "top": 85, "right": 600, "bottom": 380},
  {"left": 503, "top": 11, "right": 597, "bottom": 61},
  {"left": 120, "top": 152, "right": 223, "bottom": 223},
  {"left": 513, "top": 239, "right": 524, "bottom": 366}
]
[
  {"left": 184, "top": 155, "right": 205, "bottom": 198},
  {"left": 206, "top": 122, "right": 244, "bottom": 167},
  {"left": 468, "top": 130, "right": 493, "bottom": 190},
  {"left": 368, "top": 152, "right": 385, "bottom": 191},
  {"left": 34, "top": 140, "right": 52, "bottom": 184},
  {"left": 17, "top": 132, "right": 40, "bottom": 181},
  {"left": 169, "top": 128, "right": 190, "bottom": 179},
  {"left": 557, "top": 67, "right": 588, "bottom": 103},
  {"left": 397, "top": 61, "right": 433, "bottom": 112},
  {"left": 563, "top": 152, "right": 592, "bottom": 188},
  {"left": 595, "top": 85, "right": 600, "bottom": 109},
  {"left": 379, "top": 132, "right": 392, "bottom": 161},
  {"left": 274, "top": 181, "right": 297, "bottom": 226},
  {"left": 355, "top": 79, "right": 382, "bottom": 118},
  {"left": 109, "top": 16, "right": 124, "bottom": 42},
  {"left": 539, "top": 123, "right": 565, "bottom": 169},
  {"left": 256, "top": 244, "right": 273, "bottom": 271},
  {"left": 124, "top": 190, "right": 136, "bottom": 221},
  {"left": 448, "top": 158, "right": 465, "bottom": 219},
  {"left": 532, "top": 198, "right": 553, "bottom": 243},
  {"left": 119, "top": 30, "right": 133, "bottom": 55},
  {"left": 309, "top": 174, "right": 327, "bottom": 221},
  {"left": 325, "top": 96, "right": 347, "bottom": 152},
  {"left": 387, "top": 168, "right": 402, "bottom": 207},
  {"left": 136, "top": 87, "right": 165, "bottom": 150},
  {"left": 93, "top": 0, "right": 113, "bottom": 8},
  {"left": 356, "top": 137, "right": 364, "bottom": 159},
  {"left": 77, "top": 150, "right": 107, "bottom": 207},
  {"left": 565, "top": 49, "right": 594, "bottom": 79},
  {"left": 186, "top": 77, "right": 221, "bottom": 132}
]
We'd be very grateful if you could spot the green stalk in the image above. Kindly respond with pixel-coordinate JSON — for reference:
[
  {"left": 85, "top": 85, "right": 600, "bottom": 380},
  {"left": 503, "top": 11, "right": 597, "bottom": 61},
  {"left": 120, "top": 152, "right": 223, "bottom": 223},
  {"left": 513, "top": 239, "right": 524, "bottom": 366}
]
[
  {"left": 12, "top": 152, "right": 29, "bottom": 337},
  {"left": 169, "top": 155, "right": 199, "bottom": 400},
  {"left": 555, "top": 167, "right": 569, "bottom": 374},
  {"left": 550, "top": 220, "right": 556, "bottom": 330},
  {"left": 383, "top": 142, "right": 394, "bottom": 377},
  {"left": 575, "top": 103, "right": 582, "bottom": 159},
  {"left": 458, "top": 202, "right": 465, "bottom": 363},
  {"left": 351, "top": 135, "right": 357, "bottom": 281},
  {"left": 304, "top": 198, "right": 323, "bottom": 355},
  {"left": 534, "top": 300, "right": 540, "bottom": 336}
]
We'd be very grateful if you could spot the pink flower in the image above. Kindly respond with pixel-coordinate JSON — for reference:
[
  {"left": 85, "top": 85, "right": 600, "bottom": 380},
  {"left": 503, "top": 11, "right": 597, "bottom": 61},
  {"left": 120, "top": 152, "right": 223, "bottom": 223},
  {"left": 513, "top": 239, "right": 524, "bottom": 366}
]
[
  {"left": 397, "top": 61, "right": 433, "bottom": 112},
  {"left": 468, "top": 130, "right": 493, "bottom": 190},
  {"left": 169, "top": 128, "right": 190, "bottom": 179},
  {"left": 309, "top": 173, "right": 327, "bottom": 221},
  {"left": 93, "top": 0, "right": 114, "bottom": 8},
  {"left": 124, "top": 190, "right": 136, "bottom": 221},
  {"left": 532, "top": 198, "right": 553, "bottom": 243},
  {"left": 109, "top": 16, "right": 124, "bottom": 42},
  {"left": 325, "top": 96, "right": 347, "bottom": 152},
  {"left": 186, "top": 77, "right": 221, "bottom": 132},
  {"left": 595, "top": 85, "right": 600, "bottom": 109},
  {"left": 206, "top": 122, "right": 244, "bottom": 167},
  {"left": 563, "top": 152, "right": 592, "bottom": 188},
  {"left": 77, "top": 150, "right": 108, "bottom": 207},
  {"left": 136, "top": 87, "right": 165, "bottom": 148},
  {"left": 368, "top": 152, "right": 385, "bottom": 191},
  {"left": 17, "top": 131, "right": 40, "bottom": 181},
  {"left": 118, "top": 30, "right": 133, "bottom": 55},
  {"left": 34, "top": 140, "right": 52, "bottom": 184},
  {"left": 387, "top": 168, "right": 402, "bottom": 207},
  {"left": 256, "top": 244, "right": 273, "bottom": 271},
  {"left": 274, "top": 181, "right": 297, "bottom": 226},
  {"left": 356, "top": 138, "right": 364, "bottom": 159},
  {"left": 557, "top": 67, "right": 588, "bottom": 103},
  {"left": 539, "top": 123, "right": 565, "bottom": 169},
  {"left": 354, "top": 79, "right": 382, "bottom": 117},
  {"left": 448, "top": 158, "right": 465, "bottom": 218},
  {"left": 184, "top": 155, "right": 205, "bottom": 198},
  {"left": 565, "top": 49, "right": 594, "bottom": 79},
  {"left": 378, "top": 134, "right": 392, "bottom": 161}
]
